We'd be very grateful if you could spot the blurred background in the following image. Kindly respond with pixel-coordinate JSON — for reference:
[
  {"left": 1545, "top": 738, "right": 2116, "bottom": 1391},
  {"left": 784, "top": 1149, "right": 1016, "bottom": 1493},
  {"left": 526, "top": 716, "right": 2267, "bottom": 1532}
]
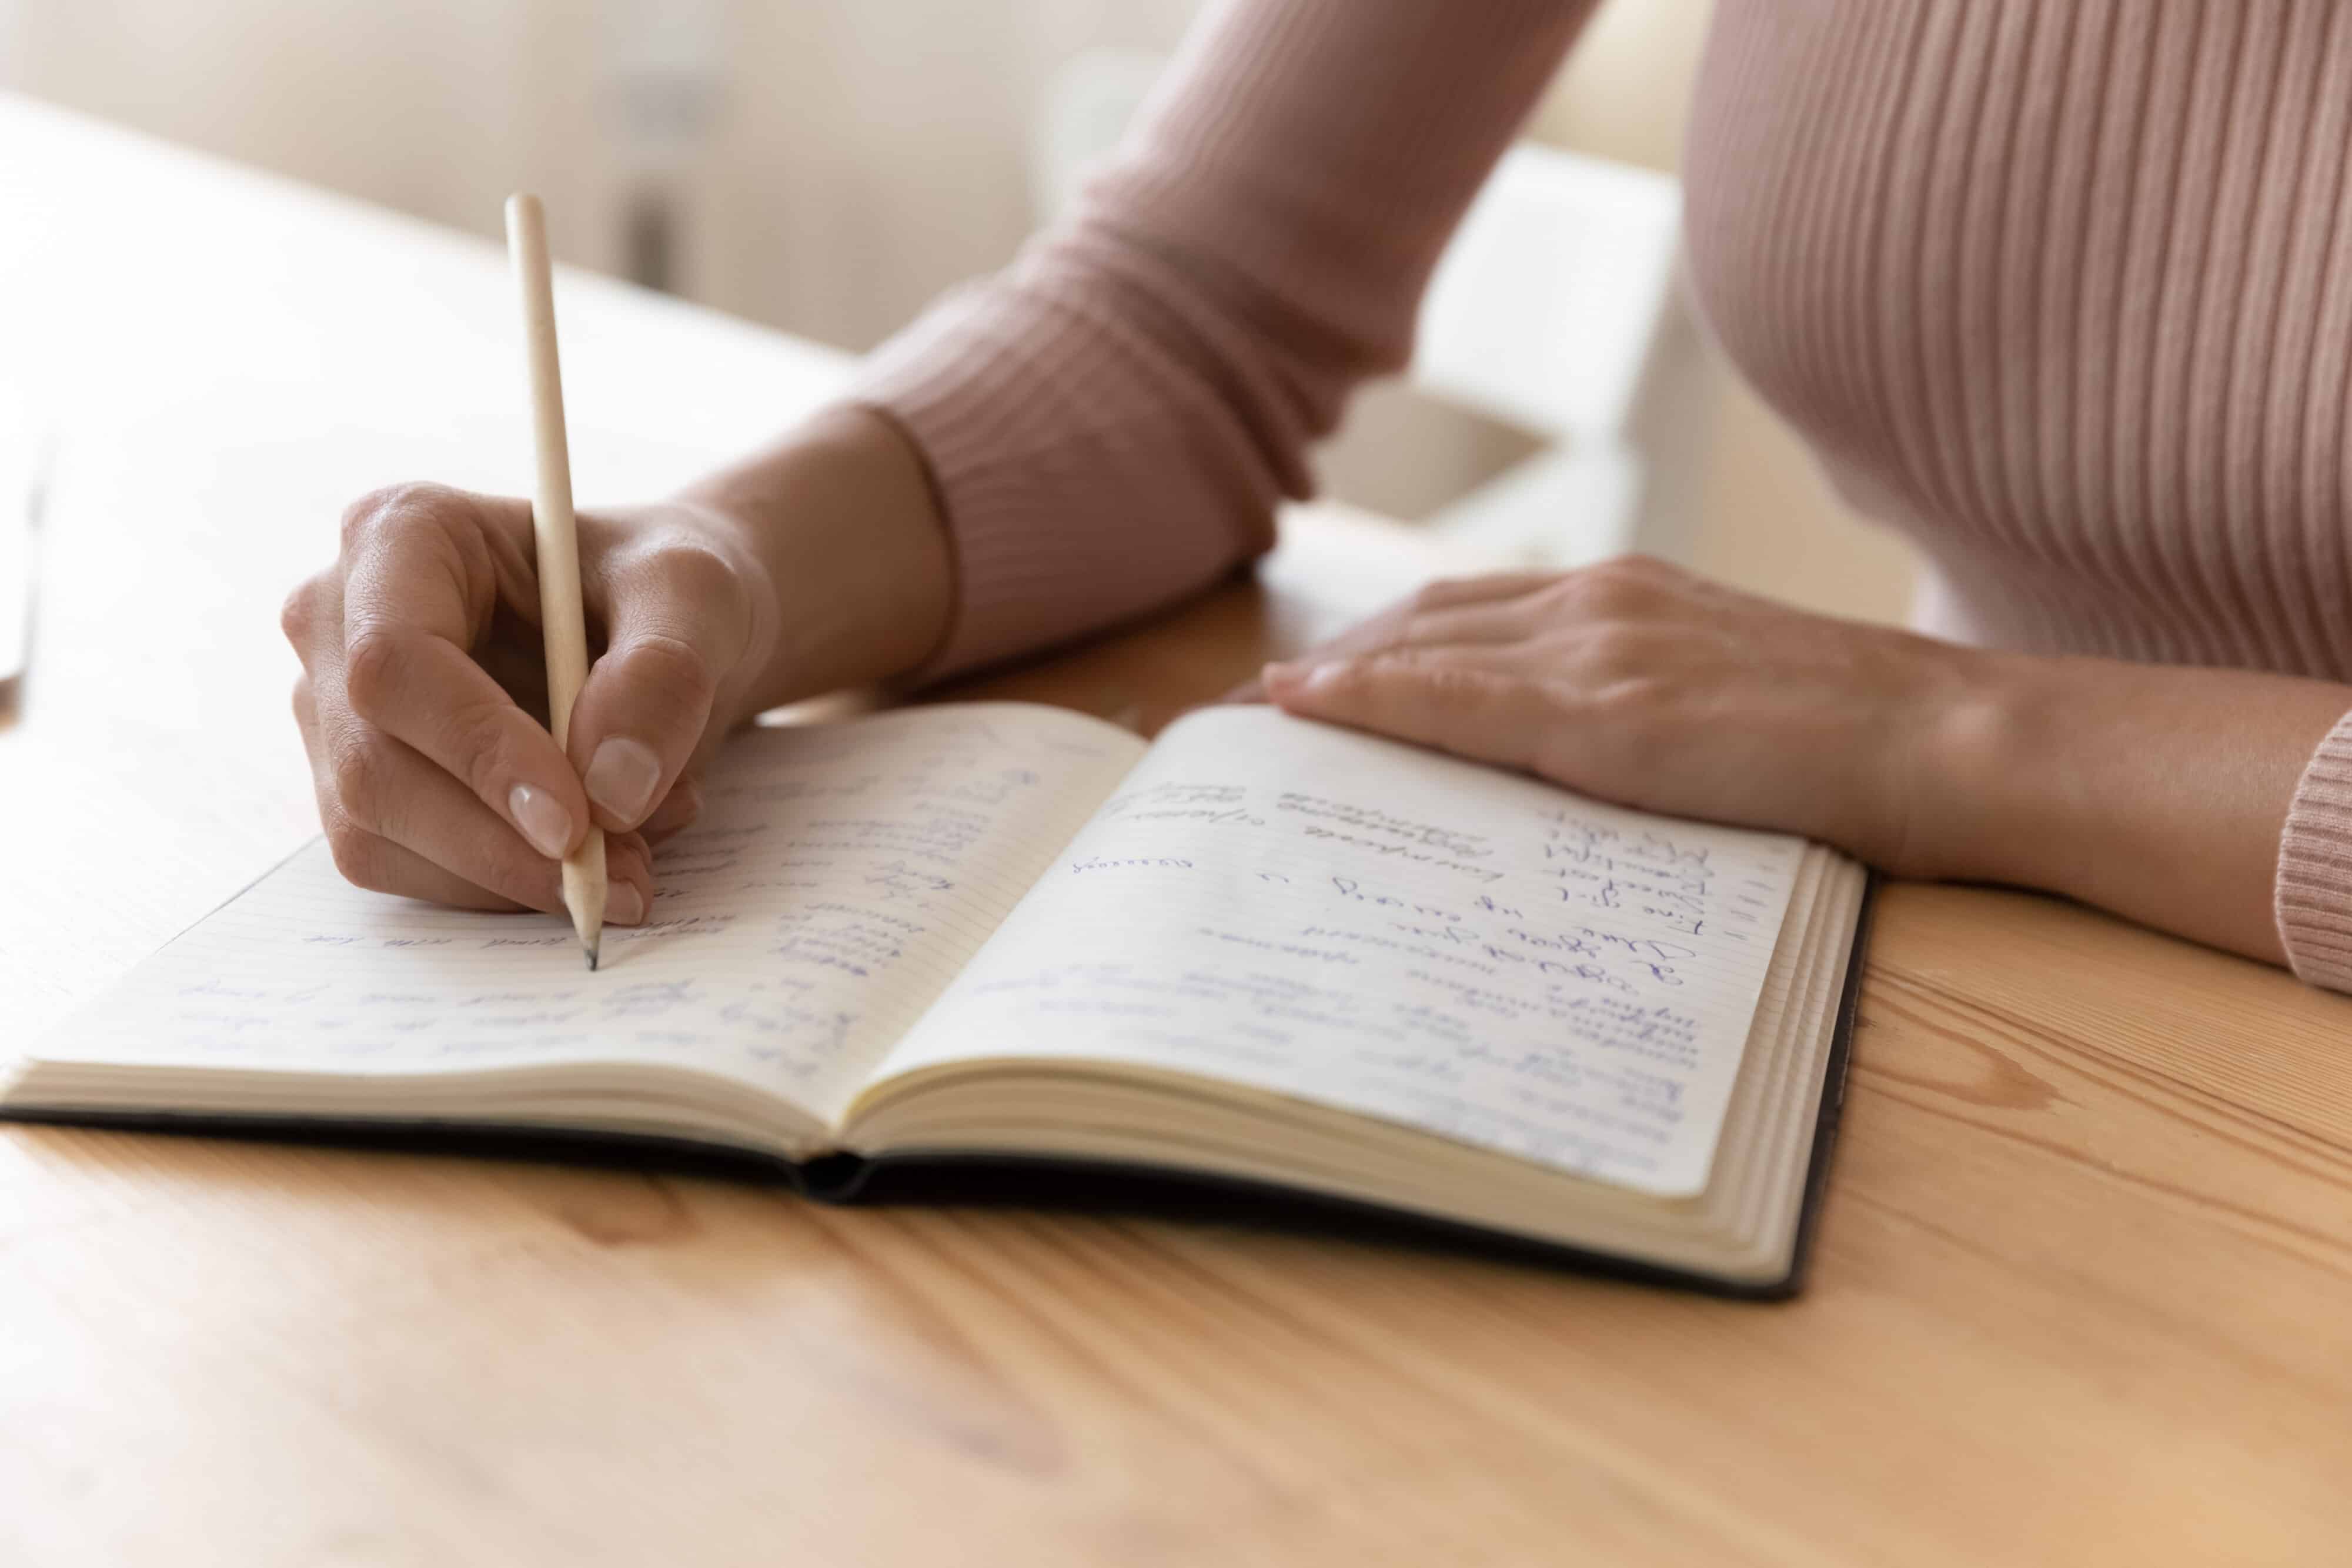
[{"left": 0, "top": 0, "right": 1914, "bottom": 624}]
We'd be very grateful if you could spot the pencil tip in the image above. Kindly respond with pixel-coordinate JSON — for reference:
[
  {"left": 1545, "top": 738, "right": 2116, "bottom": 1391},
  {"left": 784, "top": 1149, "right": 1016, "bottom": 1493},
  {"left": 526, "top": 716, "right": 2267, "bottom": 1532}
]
[{"left": 585, "top": 943, "right": 599, "bottom": 973}]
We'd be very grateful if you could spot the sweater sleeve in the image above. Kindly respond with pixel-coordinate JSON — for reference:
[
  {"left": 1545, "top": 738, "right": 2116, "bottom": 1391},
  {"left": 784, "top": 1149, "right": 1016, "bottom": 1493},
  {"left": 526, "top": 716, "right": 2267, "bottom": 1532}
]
[
  {"left": 2275, "top": 711, "right": 2352, "bottom": 991},
  {"left": 848, "top": 0, "right": 1596, "bottom": 678}
]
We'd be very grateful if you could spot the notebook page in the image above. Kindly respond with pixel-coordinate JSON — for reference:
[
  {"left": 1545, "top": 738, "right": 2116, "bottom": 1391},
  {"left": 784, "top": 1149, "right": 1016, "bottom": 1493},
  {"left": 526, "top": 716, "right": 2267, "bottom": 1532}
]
[
  {"left": 26, "top": 704, "right": 1142, "bottom": 1126},
  {"left": 872, "top": 708, "right": 1805, "bottom": 1196}
]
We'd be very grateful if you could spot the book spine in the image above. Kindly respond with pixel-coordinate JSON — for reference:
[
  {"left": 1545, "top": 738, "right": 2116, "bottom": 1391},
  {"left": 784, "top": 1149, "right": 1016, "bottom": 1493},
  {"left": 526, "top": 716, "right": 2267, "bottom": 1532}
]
[{"left": 1773, "top": 869, "right": 1882, "bottom": 1300}]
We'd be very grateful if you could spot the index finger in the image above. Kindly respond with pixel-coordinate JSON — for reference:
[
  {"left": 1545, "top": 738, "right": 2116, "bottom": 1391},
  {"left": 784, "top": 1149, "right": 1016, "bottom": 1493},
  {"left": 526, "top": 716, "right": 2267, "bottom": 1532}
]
[
  {"left": 1265, "top": 570, "right": 1564, "bottom": 679},
  {"left": 336, "top": 485, "right": 593, "bottom": 862}
]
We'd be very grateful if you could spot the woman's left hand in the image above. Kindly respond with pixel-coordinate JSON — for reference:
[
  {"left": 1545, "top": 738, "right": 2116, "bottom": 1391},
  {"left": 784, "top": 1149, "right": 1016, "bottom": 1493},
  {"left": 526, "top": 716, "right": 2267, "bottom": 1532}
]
[{"left": 1260, "top": 557, "right": 1992, "bottom": 877}]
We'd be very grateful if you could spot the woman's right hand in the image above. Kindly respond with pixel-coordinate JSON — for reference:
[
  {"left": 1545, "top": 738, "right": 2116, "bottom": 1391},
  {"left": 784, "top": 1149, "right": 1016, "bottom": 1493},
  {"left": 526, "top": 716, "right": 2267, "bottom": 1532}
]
[{"left": 280, "top": 405, "right": 951, "bottom": 922}]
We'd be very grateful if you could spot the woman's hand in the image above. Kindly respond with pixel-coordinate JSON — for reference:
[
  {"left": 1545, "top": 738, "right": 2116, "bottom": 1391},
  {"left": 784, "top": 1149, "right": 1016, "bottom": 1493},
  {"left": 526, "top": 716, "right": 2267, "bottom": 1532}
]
[
  {"left": 1259, "top": 557, "right": 1996, "bottom": 877},
  {"left": 283, "top": 406, "right": 951, "bottom": 921},
  {"left": 1261, "top": 556, "right": 2352, "bottom": 969}
]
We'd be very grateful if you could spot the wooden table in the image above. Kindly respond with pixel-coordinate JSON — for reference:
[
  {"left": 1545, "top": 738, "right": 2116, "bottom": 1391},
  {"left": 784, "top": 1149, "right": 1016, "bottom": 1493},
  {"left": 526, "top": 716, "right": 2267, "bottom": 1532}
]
[{"left": 4, "top": 95, "right": 2349, "bottom": 1567}]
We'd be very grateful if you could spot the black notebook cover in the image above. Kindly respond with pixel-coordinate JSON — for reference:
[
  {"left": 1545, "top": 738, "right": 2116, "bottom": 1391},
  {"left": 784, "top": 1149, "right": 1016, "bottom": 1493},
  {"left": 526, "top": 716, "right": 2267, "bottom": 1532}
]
[{"left": 5, "top": 877, "right": 1876, "bottom": 1299}]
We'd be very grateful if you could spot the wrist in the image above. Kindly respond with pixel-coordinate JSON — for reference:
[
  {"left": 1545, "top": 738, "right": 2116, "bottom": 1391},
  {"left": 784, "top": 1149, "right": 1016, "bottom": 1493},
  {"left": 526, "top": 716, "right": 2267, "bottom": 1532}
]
[
  {"left": 677, "top": 404, "right": 954, "bottom": 720},
  {"left": 1886, "top": 642, "right": 2057, "bottom": 885},
  {"left": 1892, "top": 644, "right": 2352, "bottom": 962}
]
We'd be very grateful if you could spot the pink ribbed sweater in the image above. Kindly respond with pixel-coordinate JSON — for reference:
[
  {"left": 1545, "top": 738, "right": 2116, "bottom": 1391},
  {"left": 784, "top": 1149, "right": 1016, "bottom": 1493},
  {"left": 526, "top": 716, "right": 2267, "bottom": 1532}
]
[{"left": 853, "top": 0, "right": 2352, "bottom": 992}]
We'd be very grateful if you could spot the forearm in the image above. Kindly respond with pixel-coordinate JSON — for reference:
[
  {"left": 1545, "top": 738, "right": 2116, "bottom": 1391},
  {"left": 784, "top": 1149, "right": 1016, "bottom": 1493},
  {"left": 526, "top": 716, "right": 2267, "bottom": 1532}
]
[
  {"left": 848, "top": 0, "right": 1595, "bottom": 677},
  {"left": 675, "top": 404, "right": 953, "bottom": 723},
  {"left": 1923, "top": 651, "right": 2352, "bottom": 965}
]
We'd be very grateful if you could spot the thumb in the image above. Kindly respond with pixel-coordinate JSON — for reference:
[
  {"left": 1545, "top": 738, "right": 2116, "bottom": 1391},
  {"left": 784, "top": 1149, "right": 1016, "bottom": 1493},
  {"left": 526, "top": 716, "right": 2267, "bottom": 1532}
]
[{"left": 568, "top": 538, "right": 750, "bottom": 833}]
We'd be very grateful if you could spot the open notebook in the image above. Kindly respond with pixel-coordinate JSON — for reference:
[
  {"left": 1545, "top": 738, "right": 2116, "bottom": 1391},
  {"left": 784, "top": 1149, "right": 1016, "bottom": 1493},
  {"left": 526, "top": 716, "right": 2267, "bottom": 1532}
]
[{"left": 5, "top": 704, "right": 1872, "bottom": 1294}]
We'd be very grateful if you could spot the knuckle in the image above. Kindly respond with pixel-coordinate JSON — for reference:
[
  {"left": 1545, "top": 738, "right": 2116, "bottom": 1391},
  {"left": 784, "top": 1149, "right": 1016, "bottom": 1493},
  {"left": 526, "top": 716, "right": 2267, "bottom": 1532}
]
[
  {"left": 1415, "top": 663, "right": 1543, "bottom": 771},
  {"left": 339, "top": 480, "right": 459, "bottom": 551},
  {"left": 328, "top": 734, "right": 396, "bottom": 828},
  {"left": 1551, "top": 558, "right": 1671, "bottom": 621},
  {"left": 1570, "top": 624, "right": 1661, "bottom": 684},
  {"left": 1412, "top": 573, "right": 1502, "bottom": 612},
  {"left": 1408, "top": 580, "right": 1459, "bottom": 613},
  {"left": 619, "top": 630, "right": 718, "bottom": 716},
  {"left": 447, "top": 700, "right": 520, "bottom": 803},
  {"left": 1396, "top": 610, "right": 1454, "bottom": 648},
  {"left": 1589, "top": 668, "right": 1669, "bottom": 714},
  {"left": 650, "top": 539, "right": 741, "bottom": 606},
  {"left": 1418, "top": 664, "right": 1493, "bottom": 705},
  {"left": 1553, "top": 568, "right": 1631, "bottom": 615},
  {"left": 1608, "top": 554, "right": 1690, "bottom": 600},
  {"left": 279, "top": 578, "right": 323, "bottom": 647},
  {"left": 1383, "top": 644, "right": 1450, "bottom": 673},
  {"left": 1312, "top": 657, "right": 1377, "bottom": 698},
  {"left": 1603, "top": 551, "right": 1680, "bottom": 584},
  {"left": 325, "top": 820, "right": 389, "bottom": 891},
  {"left": 340, "top": 627, "right": 411, "bottom": 720},
  {"left": 1379, "top": 655, "right": 1498, "bottom": 716}
]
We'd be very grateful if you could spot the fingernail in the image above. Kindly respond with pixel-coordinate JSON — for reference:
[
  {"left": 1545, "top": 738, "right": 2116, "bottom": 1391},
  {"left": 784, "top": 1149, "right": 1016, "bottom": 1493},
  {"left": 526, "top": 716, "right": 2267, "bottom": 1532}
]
[
  {"left": 585, "top": 736, "right": 662, "bottom": 824},
  {"left": 509, "top": 783, "right": 575, "bottom": 859},
  {"left": 607, "top": 882, "right": 647, "bottom": 925}
]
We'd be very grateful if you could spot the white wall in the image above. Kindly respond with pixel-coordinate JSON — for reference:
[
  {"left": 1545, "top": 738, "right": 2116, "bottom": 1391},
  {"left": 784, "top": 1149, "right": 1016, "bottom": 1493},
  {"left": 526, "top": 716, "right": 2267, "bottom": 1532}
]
[
  {"left": 0, "top": 0, "right": 1720, "bottom": 351},
  {"left": 0, "top": 0, "right": 1204, "bottom": 349},
  {"left": 0, "top": 0, "right": 1913, "bottom": 622}
]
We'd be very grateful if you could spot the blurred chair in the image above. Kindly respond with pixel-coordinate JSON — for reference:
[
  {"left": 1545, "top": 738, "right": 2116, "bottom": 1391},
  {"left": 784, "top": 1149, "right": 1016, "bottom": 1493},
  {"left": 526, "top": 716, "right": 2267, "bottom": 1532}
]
[{"left": 1035, "top": 49, "right": 1714, "bottom": 570}]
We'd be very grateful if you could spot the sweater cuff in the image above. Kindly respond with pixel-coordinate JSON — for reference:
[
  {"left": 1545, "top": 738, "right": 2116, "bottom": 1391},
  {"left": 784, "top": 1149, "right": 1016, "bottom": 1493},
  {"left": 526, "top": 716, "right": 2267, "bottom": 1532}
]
[
  {"left": 2274, "top": 708, "right": 2352, "bottom": 991},
  {"left": 846, "top": 283, "right": 1267, "bottom": 683}
]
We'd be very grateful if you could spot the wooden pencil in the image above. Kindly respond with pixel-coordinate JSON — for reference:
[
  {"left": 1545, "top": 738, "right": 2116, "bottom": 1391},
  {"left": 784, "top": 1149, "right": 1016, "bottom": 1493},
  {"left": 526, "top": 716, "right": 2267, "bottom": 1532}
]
[{"left": 503, "top": 193, "right": 607, "bottom": 969}]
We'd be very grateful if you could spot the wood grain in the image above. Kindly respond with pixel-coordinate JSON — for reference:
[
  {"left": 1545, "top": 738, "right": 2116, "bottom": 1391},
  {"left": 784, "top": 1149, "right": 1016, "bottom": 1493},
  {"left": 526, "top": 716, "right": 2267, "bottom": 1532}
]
[
  {"left": 4, "top": 92, "right": 2349, "bottom": 1567},
  {"left": 8, "top": 856, "right": 2351, "bottom": 1566}
]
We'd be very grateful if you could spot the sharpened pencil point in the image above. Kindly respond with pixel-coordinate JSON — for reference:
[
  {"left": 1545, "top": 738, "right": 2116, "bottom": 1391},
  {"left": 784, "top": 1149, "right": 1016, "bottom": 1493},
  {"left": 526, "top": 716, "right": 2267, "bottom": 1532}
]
[{"left": 585, "top": 941, "right": 600, "bottom": 973}]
